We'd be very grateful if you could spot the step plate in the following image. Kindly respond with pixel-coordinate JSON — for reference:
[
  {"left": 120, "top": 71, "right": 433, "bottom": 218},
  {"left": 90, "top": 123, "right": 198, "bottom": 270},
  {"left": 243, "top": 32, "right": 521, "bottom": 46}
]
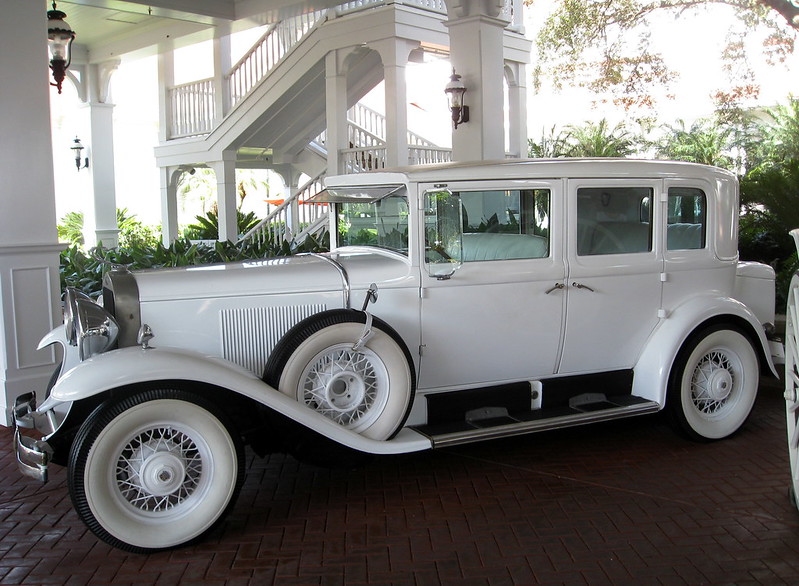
[{"left": 413, "top": 396, "right": 660, "bottom": 448}]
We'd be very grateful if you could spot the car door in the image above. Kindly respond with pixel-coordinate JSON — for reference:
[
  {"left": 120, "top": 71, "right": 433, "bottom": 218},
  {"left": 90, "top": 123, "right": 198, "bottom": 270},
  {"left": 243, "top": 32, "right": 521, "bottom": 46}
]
[
  {"left": 558, "top": 178, "right": 664, "bottom": 374},
  {"left": 417, "top": 180, "right": 566, "bottom": 391}
]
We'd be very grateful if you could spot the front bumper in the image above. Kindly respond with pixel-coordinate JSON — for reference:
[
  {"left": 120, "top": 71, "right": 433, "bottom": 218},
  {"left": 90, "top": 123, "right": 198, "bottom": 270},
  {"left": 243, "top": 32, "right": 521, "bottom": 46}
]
[{"left": 13, "top": 392, "right": 54, "bottom": 483}]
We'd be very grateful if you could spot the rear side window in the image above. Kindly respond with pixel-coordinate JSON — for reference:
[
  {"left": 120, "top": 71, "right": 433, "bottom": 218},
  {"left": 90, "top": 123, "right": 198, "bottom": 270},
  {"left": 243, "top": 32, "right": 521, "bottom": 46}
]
[
  {"left": 667, "top": 188, "right": 706, "bottom": 250},
  {"left": 577, "top": 187, "right": 653, "bottom": 255}
]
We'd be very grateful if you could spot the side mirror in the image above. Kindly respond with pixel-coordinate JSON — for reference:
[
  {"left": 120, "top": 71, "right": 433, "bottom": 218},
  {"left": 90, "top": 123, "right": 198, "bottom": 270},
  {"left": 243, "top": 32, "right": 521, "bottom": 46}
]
[{"left": 424, "top": 189, "right": 463, "bottom": 280}]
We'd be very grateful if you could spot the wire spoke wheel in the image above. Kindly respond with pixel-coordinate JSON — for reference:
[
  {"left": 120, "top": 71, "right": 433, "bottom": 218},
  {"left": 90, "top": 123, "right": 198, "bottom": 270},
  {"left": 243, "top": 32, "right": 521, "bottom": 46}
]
[
  {"left": 68, "top": 390, "right": 244, "bottom": 553},
  {"left": 785, "top": 274, "right": 799, "bottom": 509},
  {"left": 264, "top": 309, "right": 414, "bottom": 442},
  {"left": 669, "top": 325, "right": 759, "bottom": 441}
]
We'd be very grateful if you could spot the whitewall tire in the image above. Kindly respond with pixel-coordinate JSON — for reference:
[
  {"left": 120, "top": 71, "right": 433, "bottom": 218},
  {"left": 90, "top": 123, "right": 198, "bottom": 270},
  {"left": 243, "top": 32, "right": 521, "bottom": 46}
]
[
  {"left": 264, "top": 310, "right": 414, "bottom": 441},
  {"left": 68, "top": 390, "right": 244, "bottom": 553},
  {"left": 668, "top": 325, "right": 759, "bottom": 441}
]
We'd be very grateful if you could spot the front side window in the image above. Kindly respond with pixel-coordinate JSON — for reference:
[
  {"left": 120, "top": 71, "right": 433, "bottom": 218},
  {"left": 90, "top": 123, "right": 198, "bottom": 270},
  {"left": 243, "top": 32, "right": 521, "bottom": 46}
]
[
  {"left": 456, "top": 189, "right": 550, "bottom": 261},
  {"left": 667, "top": 187, "right": 706, "bottom": 250},
  {"left": 337, "top": 195, "right": 410, "bottom": 254},
  {"left": 577, "top": 187, "right": 653, "bottom": 255}
]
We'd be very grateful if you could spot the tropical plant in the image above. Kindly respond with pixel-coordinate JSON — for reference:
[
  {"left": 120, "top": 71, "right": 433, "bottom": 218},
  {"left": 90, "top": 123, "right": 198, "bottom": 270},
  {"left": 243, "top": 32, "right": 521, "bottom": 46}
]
[
  {"left": 58, "top": 211, "right": 85, "bottom": 246},
  {"left": 654, "top": 119, "right": 736, "bottom": 169},
  {"left": 528, "top": 126, "right": 569, "bottom": 158},
  {"left": 183, "top": 208, "right": 262, "bottom": 240},
  {"left": 60, "top": 231, "right": 329, "bottom": 298},
  {"left": 562, "top": 119, "right": 638, "bottom": 157}
]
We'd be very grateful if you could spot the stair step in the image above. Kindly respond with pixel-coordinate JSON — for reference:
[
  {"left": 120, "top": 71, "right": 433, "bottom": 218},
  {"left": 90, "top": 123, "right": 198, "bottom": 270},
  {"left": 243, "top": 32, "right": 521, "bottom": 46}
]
[{"left": 413, "top": 395, "right": 659, "bottom": 448}]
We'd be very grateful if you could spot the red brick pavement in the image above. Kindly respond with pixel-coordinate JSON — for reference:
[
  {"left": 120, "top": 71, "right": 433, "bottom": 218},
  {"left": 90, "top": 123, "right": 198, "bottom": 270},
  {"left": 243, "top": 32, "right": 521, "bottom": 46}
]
[{"left": 0, "top": 376, "right": 798, "bottom": 585}]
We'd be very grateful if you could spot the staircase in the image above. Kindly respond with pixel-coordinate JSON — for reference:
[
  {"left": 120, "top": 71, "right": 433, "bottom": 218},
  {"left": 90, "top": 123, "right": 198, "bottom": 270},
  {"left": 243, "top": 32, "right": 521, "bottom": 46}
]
[{"left": 154, "top": 0, "right": 524, "bottom": 246}]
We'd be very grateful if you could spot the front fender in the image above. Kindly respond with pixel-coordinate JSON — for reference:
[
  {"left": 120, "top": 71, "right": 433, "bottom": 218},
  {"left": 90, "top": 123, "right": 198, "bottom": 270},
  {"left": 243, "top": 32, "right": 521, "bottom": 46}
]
[
  {"left": 51, "top": 346, "right": 431, "bottom": 455},
  {"left": 632, "top": 294, "right": 777, "bottom": 405}
]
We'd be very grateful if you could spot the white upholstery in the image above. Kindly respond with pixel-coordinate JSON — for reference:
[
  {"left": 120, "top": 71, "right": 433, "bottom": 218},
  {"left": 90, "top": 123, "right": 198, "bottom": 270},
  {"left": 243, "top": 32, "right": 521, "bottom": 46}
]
[{"left": 461, "top": 232, "right": 549, "bottom": 261}]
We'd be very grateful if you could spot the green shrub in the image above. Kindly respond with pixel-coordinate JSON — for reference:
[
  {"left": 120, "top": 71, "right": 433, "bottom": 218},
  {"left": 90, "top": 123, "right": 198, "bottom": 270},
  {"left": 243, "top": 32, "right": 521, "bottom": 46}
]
[{"left": 60, "top": 232, "right": 329, "bottom": 298}]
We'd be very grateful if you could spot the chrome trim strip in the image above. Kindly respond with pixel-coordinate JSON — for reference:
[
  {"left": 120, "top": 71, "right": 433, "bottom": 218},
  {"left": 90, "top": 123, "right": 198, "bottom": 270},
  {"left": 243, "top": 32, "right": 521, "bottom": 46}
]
[
  {"left": 305, "top": 252, "right": 351, "bottom": 309},
  {"left": 424, "top": 401, "right": 660, "bottom": 448}
]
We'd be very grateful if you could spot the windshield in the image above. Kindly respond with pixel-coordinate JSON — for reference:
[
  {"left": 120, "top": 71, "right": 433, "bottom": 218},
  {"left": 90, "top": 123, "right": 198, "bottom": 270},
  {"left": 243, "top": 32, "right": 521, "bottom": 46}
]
[{"left": 337, "top": 194, "right": 410, "bottom": 254}]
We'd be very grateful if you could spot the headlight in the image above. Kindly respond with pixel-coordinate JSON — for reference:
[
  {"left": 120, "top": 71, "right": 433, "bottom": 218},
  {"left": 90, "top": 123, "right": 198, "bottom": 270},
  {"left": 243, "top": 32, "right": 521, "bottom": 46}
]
[{"left": 64, "top": 288, "right": 119, "bottom": 360}]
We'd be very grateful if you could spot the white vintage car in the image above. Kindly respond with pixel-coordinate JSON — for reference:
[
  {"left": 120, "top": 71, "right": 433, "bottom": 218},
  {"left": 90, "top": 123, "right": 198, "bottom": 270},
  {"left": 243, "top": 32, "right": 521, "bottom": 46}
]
[{"left": 14, "top": 159, "right": 781, "bottom": 552}]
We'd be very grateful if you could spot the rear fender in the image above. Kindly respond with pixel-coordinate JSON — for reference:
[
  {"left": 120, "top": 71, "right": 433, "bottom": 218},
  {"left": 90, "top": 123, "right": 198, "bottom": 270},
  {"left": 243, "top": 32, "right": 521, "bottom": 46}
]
[
  {"left": 51, "top": 346, "right": 431, "bottom": 455},
  {"left": 633, "top": 294, "right": 777, "bottom": 406}
]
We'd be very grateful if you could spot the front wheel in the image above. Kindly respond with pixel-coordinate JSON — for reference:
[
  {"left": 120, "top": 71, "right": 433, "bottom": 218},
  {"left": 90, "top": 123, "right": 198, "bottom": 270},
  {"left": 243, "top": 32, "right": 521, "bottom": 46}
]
[
  {"left": 668, "top": 325, "right": 759, "bottom": 441},
  {"left": 68, "top": 389, "right": 245, "bottom": 553}
]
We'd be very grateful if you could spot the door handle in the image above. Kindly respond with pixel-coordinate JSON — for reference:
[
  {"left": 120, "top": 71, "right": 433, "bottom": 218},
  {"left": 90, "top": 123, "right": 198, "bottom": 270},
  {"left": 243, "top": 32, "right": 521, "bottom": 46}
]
[
  {"left": 545, "top": 283, "right": 565, "bottom": 294},
  {"left": 572, "top": 282, "right": 595, "bottom": 292}
]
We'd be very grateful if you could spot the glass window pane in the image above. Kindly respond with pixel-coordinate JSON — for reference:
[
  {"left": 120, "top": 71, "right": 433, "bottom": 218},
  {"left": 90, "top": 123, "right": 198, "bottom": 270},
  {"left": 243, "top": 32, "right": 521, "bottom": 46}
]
[
  {"left": 456, "top": 189, "right": 550, "bottom": 261},
  {"left": 337, "top": 195, "right": 409, "bottom": 254},
  {"left": 667, "top": 188, "right": 706, "bottom": 250},
  {"left": 577, "top": 187, "right": 654, "bottom": 255}
]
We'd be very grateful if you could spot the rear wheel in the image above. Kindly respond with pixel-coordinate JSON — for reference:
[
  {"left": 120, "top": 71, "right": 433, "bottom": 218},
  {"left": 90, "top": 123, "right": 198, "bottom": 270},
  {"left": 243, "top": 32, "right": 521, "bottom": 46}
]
[
  {"left": 68, "top": 389, "right": 244, "bottom": 553},
  {"left": 668, "top": 325, "right": 759, "bottom": 441}
]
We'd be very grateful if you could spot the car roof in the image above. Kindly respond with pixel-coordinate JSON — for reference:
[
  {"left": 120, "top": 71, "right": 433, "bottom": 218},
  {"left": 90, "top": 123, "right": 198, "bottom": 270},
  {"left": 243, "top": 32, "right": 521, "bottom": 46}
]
[{"left": 325, "top": 158, "right": 736, "bottom": 186}]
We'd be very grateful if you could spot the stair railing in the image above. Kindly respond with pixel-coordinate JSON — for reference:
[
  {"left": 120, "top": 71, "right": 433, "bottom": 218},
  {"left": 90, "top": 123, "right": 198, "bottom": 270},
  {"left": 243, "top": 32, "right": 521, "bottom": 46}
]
[
  {"left": 227, "top": 10, "right": 327, "bottom": 109},
  {"left": 238, "top": 172, "right": 328, "bottom": 247}
]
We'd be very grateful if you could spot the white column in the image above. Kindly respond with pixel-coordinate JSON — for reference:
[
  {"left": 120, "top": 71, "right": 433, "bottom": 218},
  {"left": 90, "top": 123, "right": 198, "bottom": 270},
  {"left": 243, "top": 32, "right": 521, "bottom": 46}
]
[
  {"left": 0, "top": 1, "right": 64, "bottom": 424},
  {"left": 213, "top": 24, "right": 232, "bottom": 122},
  {"left": 505, "top": 61, "right": 528, "bottom": 158},
  {"left": 210, "top": 153, "right": 238, "bottom": 242},
  {"left": 325, "top": 50, "right": 349, "bottom": 176},
  {"left": 372, "top": 39, "right": 417, "bottom": 168},
  {"left": 159, "top": 166, "right": 180, "bottom": 245},
  {"left": 157, "top": 47, "right": 175, "bottom": 143},
  {"left": 445, "top": 2, "right": 508, "bottom": 161}
]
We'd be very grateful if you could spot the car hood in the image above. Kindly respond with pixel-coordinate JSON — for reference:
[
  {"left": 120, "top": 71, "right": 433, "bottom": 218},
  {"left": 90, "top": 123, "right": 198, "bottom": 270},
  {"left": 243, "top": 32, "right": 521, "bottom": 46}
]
[{"left": 133, "top": 250, "right": 414, "bottom": 303}]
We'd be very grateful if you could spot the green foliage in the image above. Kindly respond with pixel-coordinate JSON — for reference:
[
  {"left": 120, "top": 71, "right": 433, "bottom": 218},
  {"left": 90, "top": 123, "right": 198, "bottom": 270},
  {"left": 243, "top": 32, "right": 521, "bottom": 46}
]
[
  {"left": 654, "top": 119, "right": 735, "bottom": 169},
  {"left": 562, "top": 119, "right": 638, "bottom": 157},
  {"left": 528, "top": 119, "right": 639, "bottom": 158},
  {"left": 183, "top": 209, "right": 262, "bottom": 240},
  {"left": 60, "top": 231, "right": 330, "bottom": 298},
  {"left": 58, "top": 211, "right": 85, "bottom": 246}
]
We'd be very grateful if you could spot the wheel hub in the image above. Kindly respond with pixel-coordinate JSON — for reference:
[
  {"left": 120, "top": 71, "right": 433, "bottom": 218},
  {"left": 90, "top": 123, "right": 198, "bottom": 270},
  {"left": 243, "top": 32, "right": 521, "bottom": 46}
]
[
  {"left": 117, "top": 431, "right": 202, "bottom": 511},
  {"left": 137, "top": 451, "right": 187, "bottom": 496},
  {"left": 706, "top": 368, "right": 733, "bottom": 402},
  {"left": 324, "top": 371, "right": 366, "bottom": 412}
]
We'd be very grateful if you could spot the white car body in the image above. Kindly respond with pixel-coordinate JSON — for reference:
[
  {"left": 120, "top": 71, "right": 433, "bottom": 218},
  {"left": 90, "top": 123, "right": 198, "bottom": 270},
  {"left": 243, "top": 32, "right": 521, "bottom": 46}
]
[{"left": 13, "top": 159, "right": 780, "bottom": 552}]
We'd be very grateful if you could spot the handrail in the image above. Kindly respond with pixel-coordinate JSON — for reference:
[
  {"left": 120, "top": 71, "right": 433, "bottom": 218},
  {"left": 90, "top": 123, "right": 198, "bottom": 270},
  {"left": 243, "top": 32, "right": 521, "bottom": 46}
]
[
  {"left": 226, "top": 10, "right": 327, "bottom": 109},
  {"left": 238, "top": 172, "right": 327, "bottom": 246}
]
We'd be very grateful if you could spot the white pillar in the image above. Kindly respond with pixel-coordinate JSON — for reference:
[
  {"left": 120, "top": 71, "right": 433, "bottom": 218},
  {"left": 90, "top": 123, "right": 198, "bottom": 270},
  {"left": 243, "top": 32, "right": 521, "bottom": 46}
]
[
  {"left": 0, "top": 1, "right": 64, "bottom": 424},
  {"left": 157, "top": 47, "right": 175, "bottom": 143},
  {"left": 159, "top": 166, "right": 181, "bottom": 245},
  {"left": 213, "top": 24, "right": 232, "bottom": 122},
  {"left": 445, "top": 2, "right": 508, "bottom": 161},
  {"left": 325, "top": 50, "right": 349, "bottom": 176},
  {"left": 505, "top": 61, "right": 528, "bottom": 158},
  {"left": 372, "top": 39, "right": 417, "bottom": 168},
  {"left": 210, "top": 154, "right": 238, "bottom": 242}
]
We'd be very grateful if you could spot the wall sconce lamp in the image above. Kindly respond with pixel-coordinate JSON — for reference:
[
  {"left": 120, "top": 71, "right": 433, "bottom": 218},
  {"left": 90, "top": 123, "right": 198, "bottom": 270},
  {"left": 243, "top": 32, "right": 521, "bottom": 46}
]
[
  {"left": 444, "top": 69, "right": 469, "bottom": 129},
  {"left": 71, "top": 137, "right": 89, "bottom": 170},
  {"left": 47, "top": 2, "right": 76, "bottom": 94}
]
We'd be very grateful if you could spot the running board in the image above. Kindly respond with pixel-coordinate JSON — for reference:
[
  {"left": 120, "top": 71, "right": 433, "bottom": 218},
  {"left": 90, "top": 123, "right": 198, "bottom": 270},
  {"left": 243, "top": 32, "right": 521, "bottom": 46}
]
[{"left": 414, "top": 398, "right": 660, "bottom": 449}]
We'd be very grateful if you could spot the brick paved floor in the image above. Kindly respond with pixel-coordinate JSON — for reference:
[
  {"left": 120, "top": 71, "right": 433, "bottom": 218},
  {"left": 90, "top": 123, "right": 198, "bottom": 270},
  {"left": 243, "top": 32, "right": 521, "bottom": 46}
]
[{"left": 1, "top": 375, "right": 798, "bottom": 585}]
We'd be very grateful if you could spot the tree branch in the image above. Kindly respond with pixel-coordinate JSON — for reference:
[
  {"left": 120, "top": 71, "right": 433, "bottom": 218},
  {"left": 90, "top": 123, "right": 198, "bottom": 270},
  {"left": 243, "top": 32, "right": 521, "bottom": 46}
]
[{"left": 757, "top": 0, "right": 799, "bottom": 29}]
